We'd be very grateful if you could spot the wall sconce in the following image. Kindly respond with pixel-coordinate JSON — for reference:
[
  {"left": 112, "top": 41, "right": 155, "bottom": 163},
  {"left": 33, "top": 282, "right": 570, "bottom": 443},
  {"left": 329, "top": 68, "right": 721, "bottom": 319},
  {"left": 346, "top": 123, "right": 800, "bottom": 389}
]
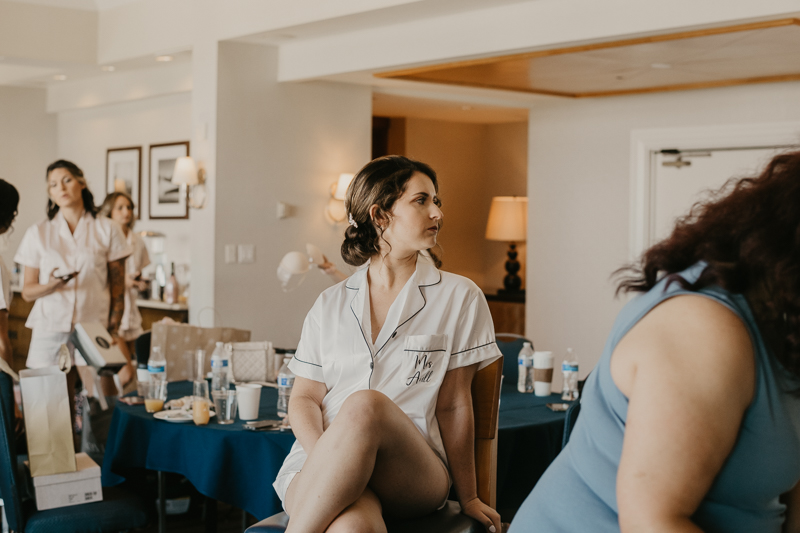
[
  {"left": 325, "top": 173, "right": 355, "bottom": 223},
  {"left": 172, "top": 156, "right": 207, "bottom": 209}
]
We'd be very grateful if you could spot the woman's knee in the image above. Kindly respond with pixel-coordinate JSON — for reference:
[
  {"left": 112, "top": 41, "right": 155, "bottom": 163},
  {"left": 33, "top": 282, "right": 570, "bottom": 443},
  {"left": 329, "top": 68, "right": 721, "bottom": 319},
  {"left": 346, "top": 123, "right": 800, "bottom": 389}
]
[
  {"left": 339, "top": 389, "right": 393, "bottom": 428},
  {"left": 326, "top": 513, "right": 386, "bottom": 533}
]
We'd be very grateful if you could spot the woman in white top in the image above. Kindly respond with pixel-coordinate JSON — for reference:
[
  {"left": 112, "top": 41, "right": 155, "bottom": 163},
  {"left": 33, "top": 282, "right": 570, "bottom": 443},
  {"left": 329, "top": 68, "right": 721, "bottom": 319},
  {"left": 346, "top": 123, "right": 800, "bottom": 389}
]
[
  {"left": 100, "top": 192, "right": 150, "bottom": 379},
  {"left": 0, "top": 179, "right": 19, "bottom": 369},
  {"left": 14, "top": 161, "right": 130, "bottom": 408},
  {"left": 276, "top": 156, "right": 502, "bottom": 533}
]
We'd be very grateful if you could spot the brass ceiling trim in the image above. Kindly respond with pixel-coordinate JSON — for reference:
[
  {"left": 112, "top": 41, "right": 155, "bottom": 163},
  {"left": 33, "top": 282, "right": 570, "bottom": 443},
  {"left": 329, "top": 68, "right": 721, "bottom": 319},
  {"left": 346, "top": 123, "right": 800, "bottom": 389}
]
[
  {"left": 376, "top": 18, "right": 800, "bottom": 80},
  {"left": 393, "top": 74, "right": 579, "bottom": 98}
]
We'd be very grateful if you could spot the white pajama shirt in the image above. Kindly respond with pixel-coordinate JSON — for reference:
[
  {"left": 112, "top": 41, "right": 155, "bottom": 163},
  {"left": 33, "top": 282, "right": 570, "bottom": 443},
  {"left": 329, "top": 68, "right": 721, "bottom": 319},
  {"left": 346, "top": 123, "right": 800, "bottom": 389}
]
[
  {"left": 273, "top": 254, "right": 502, "bottom": 503},
  {"left": 14, "top": 211, "right": 131, "bottom": 368}
]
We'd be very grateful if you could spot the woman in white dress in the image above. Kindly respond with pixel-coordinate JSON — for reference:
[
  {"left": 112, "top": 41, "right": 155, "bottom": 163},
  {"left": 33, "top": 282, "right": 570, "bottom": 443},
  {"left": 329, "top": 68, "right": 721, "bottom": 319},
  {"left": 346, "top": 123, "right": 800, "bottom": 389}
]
[
  {"left": 100, "top": 192, "right": 150, "bottom": 383},
  {"left": 14, "top": 160, "right": 130, "bottom": 419},
  {"left": 0, "top": 179, "right": 19, "bottom": 369},
  {"left": 276, "top": 156, "right": 502, "bottom": 533}
]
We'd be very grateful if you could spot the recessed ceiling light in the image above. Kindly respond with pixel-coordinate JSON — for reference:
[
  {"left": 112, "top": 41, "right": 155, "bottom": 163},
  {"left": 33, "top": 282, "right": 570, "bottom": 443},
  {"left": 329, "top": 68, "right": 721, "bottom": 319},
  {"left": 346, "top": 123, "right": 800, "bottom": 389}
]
[
  {"left": 53, "top": 74, "right": 67, "bottom": 81},
  {"left": 651, "top": 63, "right": 672, "bottom": 69},
  {"left": 461, "top": 105, "right": 473, "bottom": 111},
  {"left": 101, "top": 65, "right": 115, "bottom": 72},
  {"left": 155, "top": 55, "right": 173, "bottom": 62}
]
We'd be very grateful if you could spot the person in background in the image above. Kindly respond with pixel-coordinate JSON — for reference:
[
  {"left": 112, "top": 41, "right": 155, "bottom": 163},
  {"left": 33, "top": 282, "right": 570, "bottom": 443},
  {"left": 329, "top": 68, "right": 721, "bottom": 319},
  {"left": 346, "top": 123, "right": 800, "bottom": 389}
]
[
  {"left": 14, "top": 160, "right": 131, "bottom": 432},
  {"left": 275, "top": 156, "right": 502, "bottom": 533},
  {"left": 100, "top": 191, "right": 149, "bottom": 387},
  {"left": 317, "top": 254, "right": 347, "bottom": 284},
  {"left": 0, "top": 179, "right": 20, "bottom": 369},
  {"left": 511, "top": 151, "right": 800, "bottom": 533}
]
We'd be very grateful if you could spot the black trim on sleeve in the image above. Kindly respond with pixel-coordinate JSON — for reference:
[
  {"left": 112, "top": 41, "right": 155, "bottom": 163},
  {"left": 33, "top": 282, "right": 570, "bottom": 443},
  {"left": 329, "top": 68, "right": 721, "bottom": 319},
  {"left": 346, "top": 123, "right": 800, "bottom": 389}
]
[
  {"left": 451, "top": 340, "right": 496, "bottom": 356},
  {"left": 292, "top": 355, "right": 322, "bottom": 368}
]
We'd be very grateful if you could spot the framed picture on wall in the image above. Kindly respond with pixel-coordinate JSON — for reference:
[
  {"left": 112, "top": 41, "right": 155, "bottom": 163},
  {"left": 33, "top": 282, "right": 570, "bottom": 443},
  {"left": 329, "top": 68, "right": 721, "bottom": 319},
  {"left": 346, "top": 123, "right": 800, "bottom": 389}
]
[
  {"left": 149, "top": 141, "right": 190, "bottom": 219},
  {"left": 106, "top": 146, "right": 142, "bottom": 218}
]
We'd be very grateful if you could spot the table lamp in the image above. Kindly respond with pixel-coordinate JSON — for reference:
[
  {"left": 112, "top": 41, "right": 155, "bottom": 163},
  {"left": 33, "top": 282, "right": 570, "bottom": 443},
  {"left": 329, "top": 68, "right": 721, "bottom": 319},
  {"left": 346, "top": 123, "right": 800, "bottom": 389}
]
[{"left": 485, "top": 196, "right": 527, "bottom": 294}]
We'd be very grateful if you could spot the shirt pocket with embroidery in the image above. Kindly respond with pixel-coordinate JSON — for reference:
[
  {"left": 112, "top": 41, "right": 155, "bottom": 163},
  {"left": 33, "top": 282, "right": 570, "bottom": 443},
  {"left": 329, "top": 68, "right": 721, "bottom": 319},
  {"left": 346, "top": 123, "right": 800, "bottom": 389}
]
[{"left": 402, "top": 334, "right": 448, "bottom": 388}]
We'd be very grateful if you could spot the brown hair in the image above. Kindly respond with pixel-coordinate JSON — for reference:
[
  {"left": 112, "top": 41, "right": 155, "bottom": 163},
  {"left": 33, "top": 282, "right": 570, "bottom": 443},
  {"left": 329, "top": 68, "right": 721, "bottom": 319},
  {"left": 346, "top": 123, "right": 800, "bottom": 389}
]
[
  {"left": 100, "top": 191, "right": 136, "bottom": 230},
  {"left": 342, "top": 155, "right": 442, "bottom": 268},
  {"left": 46, "top": 160, "right": 97, "bottom": 219},
  {"left": 0, "top": 179, "right": 19, "bottom": 235},
  {"left": 616, "top": 150, "right": 800, "bottom": 381}
]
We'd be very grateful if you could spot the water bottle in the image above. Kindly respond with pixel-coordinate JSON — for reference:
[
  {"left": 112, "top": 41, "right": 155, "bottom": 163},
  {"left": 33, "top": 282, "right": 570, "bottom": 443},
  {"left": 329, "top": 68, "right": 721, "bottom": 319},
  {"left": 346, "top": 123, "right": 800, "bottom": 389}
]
[
  {"left": 147, "top": 346, "right": 167, "bottom": 383},
  {"left": 210, "top": 342, "right": 230, "bottom": 392},
  {"left": 517, "top": 342, "right": 534, "bottom": 393},
  {"left": 277, "top": 357, "right": 295, "bottom": 419},
  {"left": 561, "top": 348, "right": 579, "bottom": 401}
]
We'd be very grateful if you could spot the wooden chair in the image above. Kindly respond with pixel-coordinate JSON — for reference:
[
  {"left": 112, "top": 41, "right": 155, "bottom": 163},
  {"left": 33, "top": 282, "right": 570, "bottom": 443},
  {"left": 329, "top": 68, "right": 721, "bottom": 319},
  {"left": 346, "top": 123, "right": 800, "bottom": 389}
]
[{"left": 247, "top": 357, "right": 504, "bottom": 533}]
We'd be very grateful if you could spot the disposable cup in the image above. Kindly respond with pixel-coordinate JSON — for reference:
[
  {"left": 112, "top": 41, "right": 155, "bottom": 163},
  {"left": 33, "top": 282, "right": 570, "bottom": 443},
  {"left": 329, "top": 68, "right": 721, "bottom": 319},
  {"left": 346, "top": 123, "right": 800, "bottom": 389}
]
[
  {"left": 212, "top": 390, "right": 237, "bottom": 424},
  {"left": 532, "top": 351, "right": 554, "bottom": 397},
  {"left": 143, "top": 380, "right": 167, "bottom": 412},
  {"left": 236, "top": 384, "right": 262, "bottom": 421}
]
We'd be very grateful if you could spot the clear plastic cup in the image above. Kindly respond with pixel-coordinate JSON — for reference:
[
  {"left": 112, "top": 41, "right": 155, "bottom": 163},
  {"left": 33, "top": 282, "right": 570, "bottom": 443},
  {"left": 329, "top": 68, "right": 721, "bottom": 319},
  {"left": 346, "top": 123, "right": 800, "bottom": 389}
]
[
  {"left": 212, "top": 390, "right": 237, "bottom": 424},
  {"left": 143, "top": 380, "right": 167, "bottom": 413}
]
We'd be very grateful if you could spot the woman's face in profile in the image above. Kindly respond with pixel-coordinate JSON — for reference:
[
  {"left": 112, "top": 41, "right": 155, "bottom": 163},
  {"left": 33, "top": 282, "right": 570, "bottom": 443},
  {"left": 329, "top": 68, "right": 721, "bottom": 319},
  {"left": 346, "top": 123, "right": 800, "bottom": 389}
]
[
  {"left": 381, "top": 172, "right": 442, "bottom": 255},
  {"left": 111, "top": 196, "right": 134, "bottom": 228},
  {"left": 47, "top": 168, "right": 85, "bottom": 209}
]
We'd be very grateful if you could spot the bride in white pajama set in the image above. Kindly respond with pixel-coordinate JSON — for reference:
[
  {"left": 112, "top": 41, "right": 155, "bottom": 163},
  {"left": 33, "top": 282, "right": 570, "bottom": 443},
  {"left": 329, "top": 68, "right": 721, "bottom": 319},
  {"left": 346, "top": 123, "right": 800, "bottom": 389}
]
[{"left": 275, "top": 156, "right": 503, "bottom": 533}]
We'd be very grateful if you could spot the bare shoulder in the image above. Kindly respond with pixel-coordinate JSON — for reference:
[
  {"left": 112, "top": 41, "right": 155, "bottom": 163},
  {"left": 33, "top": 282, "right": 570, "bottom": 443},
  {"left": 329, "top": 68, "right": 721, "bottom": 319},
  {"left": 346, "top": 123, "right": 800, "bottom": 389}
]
[{"left": 611, "top": 294, "right": 755, "bottom": 406}]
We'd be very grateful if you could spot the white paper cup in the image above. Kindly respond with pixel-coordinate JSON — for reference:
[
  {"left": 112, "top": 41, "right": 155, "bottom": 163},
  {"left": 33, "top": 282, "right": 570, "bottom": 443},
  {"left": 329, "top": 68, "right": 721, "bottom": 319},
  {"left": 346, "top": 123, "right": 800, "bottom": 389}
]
[
  {"left": 532, "top": 351, "right": 554, "bottom": 397},
  {"left": 236, "top": 383, "right": 262, "bottom": 421}
]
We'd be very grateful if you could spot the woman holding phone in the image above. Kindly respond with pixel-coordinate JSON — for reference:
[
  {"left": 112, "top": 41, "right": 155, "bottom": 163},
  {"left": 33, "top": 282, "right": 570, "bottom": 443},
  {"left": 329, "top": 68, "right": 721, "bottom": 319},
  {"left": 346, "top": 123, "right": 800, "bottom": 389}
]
[
  {"left": 0, "top": 179, "right": 19, "bottom": 369},
  {"left": 14, "top": 161, "right": 130, "bottom": 423}
]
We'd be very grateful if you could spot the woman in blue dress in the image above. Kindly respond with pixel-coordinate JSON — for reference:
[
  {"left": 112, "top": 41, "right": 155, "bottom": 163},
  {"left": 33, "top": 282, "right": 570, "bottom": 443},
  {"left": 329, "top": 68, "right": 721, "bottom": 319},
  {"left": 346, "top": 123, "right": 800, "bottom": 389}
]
[{"left": 512, "top": 150, "right": 800, "bottom": 533}]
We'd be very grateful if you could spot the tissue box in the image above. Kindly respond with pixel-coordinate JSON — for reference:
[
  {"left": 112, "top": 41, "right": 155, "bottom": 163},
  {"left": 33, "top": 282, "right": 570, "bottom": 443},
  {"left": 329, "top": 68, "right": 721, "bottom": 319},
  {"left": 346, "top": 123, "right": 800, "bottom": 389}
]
[{"left": 30, "top": 453, "right": 103, "bottom": 510}]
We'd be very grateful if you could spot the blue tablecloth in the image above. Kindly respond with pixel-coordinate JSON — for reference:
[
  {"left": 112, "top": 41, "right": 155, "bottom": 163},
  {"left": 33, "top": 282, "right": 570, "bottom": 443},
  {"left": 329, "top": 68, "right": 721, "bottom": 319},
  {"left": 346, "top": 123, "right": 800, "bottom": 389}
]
[
  {"left": 101, "top": 381, "right": 295, "bottom": 520},
  {"left": 102, "top": 381, "right": 569, "bottom": 520}
]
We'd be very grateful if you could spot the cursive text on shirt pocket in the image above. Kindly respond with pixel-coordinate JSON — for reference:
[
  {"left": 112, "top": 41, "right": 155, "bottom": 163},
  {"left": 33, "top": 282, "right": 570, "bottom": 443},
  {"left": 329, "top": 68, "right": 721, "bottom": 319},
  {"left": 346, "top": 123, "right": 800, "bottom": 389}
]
[{"left": 403, "top": 334, "right": 448, "bottom": 387}]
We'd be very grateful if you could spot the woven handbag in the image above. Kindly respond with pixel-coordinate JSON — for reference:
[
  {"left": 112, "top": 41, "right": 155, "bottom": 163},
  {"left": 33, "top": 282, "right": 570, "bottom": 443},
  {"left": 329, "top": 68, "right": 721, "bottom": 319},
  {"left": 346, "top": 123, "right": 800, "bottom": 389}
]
[{"left": 227, "top": 341, "right": 276, "bottom": 383}]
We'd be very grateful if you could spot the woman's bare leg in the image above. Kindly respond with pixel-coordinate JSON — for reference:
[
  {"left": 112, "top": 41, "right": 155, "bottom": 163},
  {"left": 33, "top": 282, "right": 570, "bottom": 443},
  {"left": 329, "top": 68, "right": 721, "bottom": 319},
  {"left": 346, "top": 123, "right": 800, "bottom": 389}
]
[{"left": 284, "top": 390, "right": 449, "bottom": 533}]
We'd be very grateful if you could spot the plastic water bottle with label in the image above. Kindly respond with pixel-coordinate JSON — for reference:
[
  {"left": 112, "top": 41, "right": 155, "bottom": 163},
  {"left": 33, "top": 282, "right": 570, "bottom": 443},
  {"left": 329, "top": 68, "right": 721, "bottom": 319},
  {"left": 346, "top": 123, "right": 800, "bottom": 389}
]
[
  {"left": 561, "top": 348, "right": 580, "bottom": 401},
  {"left": 517, "top": 342, "right": 534, "bottom": 393},
  {"left": 277, "top": 357, "right": 295, "bottom": 418},
  {"left": 147, "top": 346, "right": 167, "bottom": 383},
  {"left": 210, "top": 342, "right": 230, "bottom": 392}
]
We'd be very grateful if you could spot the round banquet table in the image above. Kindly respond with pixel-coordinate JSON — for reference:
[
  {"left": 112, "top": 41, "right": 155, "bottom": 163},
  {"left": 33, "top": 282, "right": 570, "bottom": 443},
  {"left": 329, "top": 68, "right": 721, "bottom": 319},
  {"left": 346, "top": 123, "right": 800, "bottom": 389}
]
[
  {"left": 102, "top": 380, "right": 570, "bottom": 521},
  {"left": 101, "top": 381, "right": 295, "bottom": 520}
]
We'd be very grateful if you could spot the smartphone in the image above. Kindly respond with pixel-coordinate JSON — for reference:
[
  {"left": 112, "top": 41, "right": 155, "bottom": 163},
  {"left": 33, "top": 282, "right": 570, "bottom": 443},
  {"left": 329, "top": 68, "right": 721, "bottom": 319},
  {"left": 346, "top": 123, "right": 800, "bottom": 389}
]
[
  {"left": 57, "top": 271, "right": 78, "bottom": 282},
  {"left": 244, "top": 420, "right": 282, "bottom": 430},
  {"left": 546, "top": 403, "right": 571, "bottom": 412}
]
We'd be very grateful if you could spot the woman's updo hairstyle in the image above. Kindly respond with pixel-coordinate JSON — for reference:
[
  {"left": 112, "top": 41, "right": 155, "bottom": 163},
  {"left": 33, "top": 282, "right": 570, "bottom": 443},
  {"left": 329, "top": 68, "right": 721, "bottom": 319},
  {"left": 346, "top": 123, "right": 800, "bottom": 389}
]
[
  {"left": 342, "top": 155, "right": 441, "bottom": 267},
  {"left": 46, "top": 159, "right": 97, "bottom": 220}
]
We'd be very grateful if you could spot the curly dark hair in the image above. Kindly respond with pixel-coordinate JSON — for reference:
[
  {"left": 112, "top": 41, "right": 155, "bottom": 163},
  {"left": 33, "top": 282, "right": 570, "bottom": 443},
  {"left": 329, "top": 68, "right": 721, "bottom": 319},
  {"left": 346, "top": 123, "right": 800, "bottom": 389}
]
[
  {"left": 616, "top": 150, "right": 800, "bottom": 380},
  {"left": 341, "top": 155, "right": 442, "bottom": 268},
  {"left": 0, "top": 179, "right": 19, "bottom": 234}
]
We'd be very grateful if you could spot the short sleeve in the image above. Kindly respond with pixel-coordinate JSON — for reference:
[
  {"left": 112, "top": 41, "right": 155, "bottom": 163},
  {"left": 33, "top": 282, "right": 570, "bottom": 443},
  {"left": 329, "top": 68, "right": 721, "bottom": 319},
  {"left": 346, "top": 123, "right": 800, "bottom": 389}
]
[
  {"left": 107, "top": 220, "right": 132, "bottom": 263},
  {"left": 447, "top": 292, "right": 503, "bottom": 371},
  {"left": 288, "top": 299, "right": 324, "bottom": 382},
  {"left": 0, "top": 262, "right": 8, "bottom": 311},
  {"left": 14, "top": 224, "right": 41, "bottom": 269}
]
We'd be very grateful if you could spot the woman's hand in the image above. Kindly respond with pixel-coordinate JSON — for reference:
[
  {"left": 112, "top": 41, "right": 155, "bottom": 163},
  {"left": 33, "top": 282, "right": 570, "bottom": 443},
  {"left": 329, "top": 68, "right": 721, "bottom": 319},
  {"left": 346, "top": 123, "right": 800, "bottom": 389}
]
[
  {"left": 461, "top": 497, "right": 501, "bottom": 533},
  {"left": 126, "top": 271, "right": 148, "bottom": 291}
]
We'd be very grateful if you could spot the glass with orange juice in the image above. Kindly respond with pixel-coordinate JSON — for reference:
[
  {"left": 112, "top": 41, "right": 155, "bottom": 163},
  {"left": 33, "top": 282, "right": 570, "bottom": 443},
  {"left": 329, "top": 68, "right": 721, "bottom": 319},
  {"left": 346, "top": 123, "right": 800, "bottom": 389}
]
[
  {"left": 143, "top": 381, "right": 167, "bottom": 413},
  {"left": 193, "top": 398, "right": 211, "bottom": 425}
]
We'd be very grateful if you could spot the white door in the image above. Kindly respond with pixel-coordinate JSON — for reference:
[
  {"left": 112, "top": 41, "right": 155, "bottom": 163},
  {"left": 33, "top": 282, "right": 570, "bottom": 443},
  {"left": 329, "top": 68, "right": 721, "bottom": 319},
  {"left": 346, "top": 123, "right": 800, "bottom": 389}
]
[{"left": 651, "top": 147, "right": 792, "bottom": 245}]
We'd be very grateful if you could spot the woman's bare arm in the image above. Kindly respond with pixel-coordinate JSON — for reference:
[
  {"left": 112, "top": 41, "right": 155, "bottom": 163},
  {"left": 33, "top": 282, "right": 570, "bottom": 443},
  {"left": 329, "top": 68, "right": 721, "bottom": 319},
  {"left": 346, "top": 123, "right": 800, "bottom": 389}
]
[
  {"left": 782, "top": 482, "right": 800, "bottom": 533},
  {"left": 612, "top": 295, "right": 755, "bottom": 533},
  {"left": 437, "top": 362, "right": 501, "bottom": 533},
  {"left": 288, "top": 375, "right": 328, "bottom": 455},
  {"left": 0, "top": 310, "right": 11, "bottom": 366},
  {"left": 21, "top": 266, "right": 68, "bottom": 302}
]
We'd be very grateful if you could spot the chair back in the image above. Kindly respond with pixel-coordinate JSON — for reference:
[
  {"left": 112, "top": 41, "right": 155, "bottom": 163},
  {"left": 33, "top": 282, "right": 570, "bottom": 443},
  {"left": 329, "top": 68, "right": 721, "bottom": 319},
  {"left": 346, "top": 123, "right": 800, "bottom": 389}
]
[
  {"left": 495, "top": 335, "right": 532, "bottom": 384},
  {"left": 561, "top": 401, "right": 581, "bottom": 450},
  {"left": 0, "top": 371, "right": 25, "bottom": 532},
  {"left": 471, "top": 357, "right": 503, "bottom": 508}
]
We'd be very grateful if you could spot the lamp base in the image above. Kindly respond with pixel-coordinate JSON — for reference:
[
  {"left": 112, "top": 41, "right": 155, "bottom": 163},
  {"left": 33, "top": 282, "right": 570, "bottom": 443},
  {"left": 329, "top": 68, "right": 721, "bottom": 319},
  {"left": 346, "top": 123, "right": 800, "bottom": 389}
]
[{"left": 501, "top": 242, "right": 522, "bottom": 293}]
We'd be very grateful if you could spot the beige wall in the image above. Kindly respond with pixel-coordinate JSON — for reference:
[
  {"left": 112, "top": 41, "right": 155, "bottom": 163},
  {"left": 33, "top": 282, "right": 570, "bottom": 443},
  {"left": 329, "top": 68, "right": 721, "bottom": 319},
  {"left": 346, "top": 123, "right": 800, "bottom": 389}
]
[
  {"left": 56, "top": 92, "right": 193, "bottom": 270},
  {"left": 0, "top": 86, "right": 57, "bottom": 271},
  {"left": 215, "top": 41, "right": 371, "bottom": 347},
  {"left": 528, "top": 80, "right": 800, "bottom": 392},
  {"left": 405, "top": 118, "right": 527, "bottom": 293}
]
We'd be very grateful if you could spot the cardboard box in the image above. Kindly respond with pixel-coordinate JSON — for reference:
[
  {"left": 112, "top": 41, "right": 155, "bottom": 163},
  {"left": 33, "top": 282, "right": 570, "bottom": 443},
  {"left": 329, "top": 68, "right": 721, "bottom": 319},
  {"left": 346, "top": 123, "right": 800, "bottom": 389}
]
[{"left": 28, "top": 453, "right": 103, "bottom": 511}]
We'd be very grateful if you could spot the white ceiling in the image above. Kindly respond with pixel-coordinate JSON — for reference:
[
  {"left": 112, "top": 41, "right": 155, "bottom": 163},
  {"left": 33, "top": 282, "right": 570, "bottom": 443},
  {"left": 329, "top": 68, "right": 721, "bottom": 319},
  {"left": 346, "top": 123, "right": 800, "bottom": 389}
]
[{"left": 1, "top": 0, "right": 138, "bottom": 11}]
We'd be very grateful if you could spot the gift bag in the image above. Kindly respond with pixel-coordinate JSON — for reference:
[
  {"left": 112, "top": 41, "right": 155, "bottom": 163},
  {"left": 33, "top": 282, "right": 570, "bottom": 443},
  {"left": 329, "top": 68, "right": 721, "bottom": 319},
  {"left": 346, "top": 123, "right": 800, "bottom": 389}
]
[
  {"left": 150, "top": 323, "right": 251, "bottom": 382},
  {"left": 19, "top": 367, "right": 77, "bottom": 477},
  {"left": 227, "top": 341, "right": 276, "bottom": 383}
]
